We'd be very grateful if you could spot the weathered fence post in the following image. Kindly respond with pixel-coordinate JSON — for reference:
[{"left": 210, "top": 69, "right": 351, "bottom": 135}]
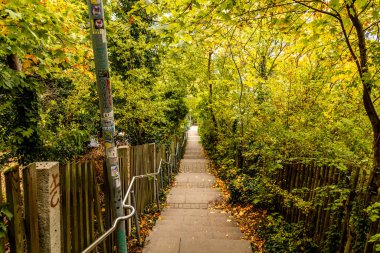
[
  {"left": 35, "top": 162, "right": 61, "bottom": 252},
  {"left": 23, "top": 163, "right": 40, "bottom": 253},
  {"left": 4, "top": 165, "right": 25, "bottom": 253}
]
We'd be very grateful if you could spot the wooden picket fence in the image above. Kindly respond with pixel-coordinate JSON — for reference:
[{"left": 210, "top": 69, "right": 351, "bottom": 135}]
[
  {"left": 267, "top": 161, "right": 369, "bottom": 251},
  {"left": 60, "top": 139, "right": 183, "bottom": 253},
  {"left": 0, "top": 133, "right": 185, "bottom": 253}
]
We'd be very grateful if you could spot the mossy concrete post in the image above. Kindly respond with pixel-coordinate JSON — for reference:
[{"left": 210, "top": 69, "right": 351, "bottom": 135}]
[{"left": 36, "top": 162, "right": 61, "bottom": 252}]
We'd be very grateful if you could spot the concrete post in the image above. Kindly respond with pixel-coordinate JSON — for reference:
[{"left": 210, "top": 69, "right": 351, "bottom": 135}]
[{"left": 36, "top": 162, "right": 61, "bottom": 253}]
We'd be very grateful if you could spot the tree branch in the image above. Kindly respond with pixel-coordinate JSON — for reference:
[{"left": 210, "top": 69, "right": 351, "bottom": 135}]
[{"left": 293, "top": 0, "right": 340, "bottom": 19}]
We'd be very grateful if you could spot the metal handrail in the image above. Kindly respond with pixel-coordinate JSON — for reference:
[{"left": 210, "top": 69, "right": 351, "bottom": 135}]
[
  {"left": 82, "top": 131, "right": 188, "bottom": 253},
  {"left": 123, "top": 159, "right": 163, "bottom": 207},
  {"left": 82, "top": 159, "right": 163, "bottom": 253}
]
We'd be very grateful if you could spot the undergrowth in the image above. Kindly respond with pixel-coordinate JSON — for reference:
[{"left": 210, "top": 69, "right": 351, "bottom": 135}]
[{"left": 210, "top": 161, "right": 316, "bottom": 253}]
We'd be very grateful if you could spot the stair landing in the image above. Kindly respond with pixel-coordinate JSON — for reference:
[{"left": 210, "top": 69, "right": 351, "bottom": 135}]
[{"left": 143, "top": 126, "right": 252, "bottom": 253}]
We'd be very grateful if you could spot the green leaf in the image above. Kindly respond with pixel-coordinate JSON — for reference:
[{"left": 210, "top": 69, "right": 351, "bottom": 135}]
[
  {"left": 5, "top": 9, "right": 22, "bottom": 20},
  {"left": 370, "top": 234, "right": 380, "bottom": 243},
  {"left": 2, "top": 207, "right": 13, "bottom": 220},
  {"left": 22, "top": 128, "right": 34, "bottom": 138}
]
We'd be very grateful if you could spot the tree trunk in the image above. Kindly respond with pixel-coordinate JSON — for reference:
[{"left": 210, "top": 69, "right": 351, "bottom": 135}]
[
  {"left": 7, "top": 54, "right": 42, "bottom": 165},
  {"left": 343, "top": 4, "right": 380, "bottom": 252},
  {"left": 207, "top": 51, "right": 217, "bottom": 129}
]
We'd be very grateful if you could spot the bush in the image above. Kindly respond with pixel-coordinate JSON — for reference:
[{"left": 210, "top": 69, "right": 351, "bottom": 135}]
[{"left": 261, "top": 214, "right": 317, "bottom": 253}]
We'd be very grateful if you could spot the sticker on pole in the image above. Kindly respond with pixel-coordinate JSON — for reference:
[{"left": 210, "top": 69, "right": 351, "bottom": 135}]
[
  {"left": 115, "top": 178, "right": 121, "bottom": 188},
  {"left": 104, "top": 131, "right": 113, "bottom": 143},
  {"left": 97, "top": 69, "right": 109, "bottom": 78},
  {"left": 101, "top": 29, "right": 106, "bottom": 43},
  {"left": 94, "top": 19, "right": 104, "bottom": 29},
  {"left": 103, "top": 110, "right": 114, "bottom": 120},
  {"left": 111, "top": 166, "right": 119, "bottom": 177},
  {"left": 111, "top": 166, "right": 121, "bottom": 187},
  {"left": 98, "top": 78, "right": 112, "bottom": 108},
  {"left": 92, "top": 5, "right": 102, "bottom": 18},
  {"left": 91, "top": 0, "right": 100, "bottom": 4}
]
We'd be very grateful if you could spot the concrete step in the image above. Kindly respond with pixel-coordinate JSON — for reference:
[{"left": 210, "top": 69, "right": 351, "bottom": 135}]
[
  {"left": 175, "top": 173, "right": 215, "bottom": 184},
  {"left": 167, "top": 188, "right": 220, "bottom": 204},
  {"left": 160, "top": 208, "right": 231, "bottom": 217},
  {"left": 184, "top": 145, "right": 202, "bottom": 148},
  {"left": 179, "top": 167, "right": 208, "bottom": 173},
  {"left": 174, "top": 182, "right": 215, "bottom": 188},
  {"left": 166, "top": 203, "right": 212, "bottom": 209},
  {"left": 169, "top": 187, "right": 219, "bottom": 193},
  {"left": 183, "top": 155, "right": 205, "bottom": 159},
  {"left": 160, "top": 213, "right": 235, "bottom": 222},
  {"left": 179, "top": 161, "right": 209, "bottom": 172},
  {"left": 143, "top": 237, "right": 180, "bottom": 253},
  {"left": 174, "top": 173, "right": 215, "bottom": 187},
  {"left": 180, "top": 238, "right": 252, "bottom": 253},
  {"left": 150, "top": 223, "right": 242, "bottom": 234},
  {"left": 155, "top": 218, "right": 238, "bottom": 227},
  {"left": 146, "top": 230, "right": 244, "bottom": 241},
  {"left": 160, "top": 215, "right": 235, "bottom": 223},
  {"left": 180, "top": 159, "right": 209, "bottom": 164},
  {"left": 184, "top": 151, "right": 203, "bottom": 155}
]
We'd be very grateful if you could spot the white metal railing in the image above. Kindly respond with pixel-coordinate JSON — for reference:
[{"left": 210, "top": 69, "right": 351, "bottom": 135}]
[
  {"left": 82, "top": 160, "right": 163, "bottom": 253},
  {"left": 82, "top": 130, "right": 188, "bottom": 253}
]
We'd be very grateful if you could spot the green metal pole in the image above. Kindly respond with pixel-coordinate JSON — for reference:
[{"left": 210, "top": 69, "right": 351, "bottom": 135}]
[{"left": 87, "top": 1, "right": 128, "bottom": 252}]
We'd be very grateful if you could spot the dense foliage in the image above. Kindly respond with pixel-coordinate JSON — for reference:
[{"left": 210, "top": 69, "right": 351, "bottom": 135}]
[
  {"left": 2, "top": 0, "right": 380, "bottom": 251},
  {"left": 142, "top": 0, "right": 380, "bottom": 251},
  {"left": 0, "top": 0, "right": 188, "bottom": 165}
]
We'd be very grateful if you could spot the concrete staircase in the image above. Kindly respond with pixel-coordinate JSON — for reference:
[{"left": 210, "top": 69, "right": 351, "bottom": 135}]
[{"left": 143, "top": 126, "right": 252, "bottom": 253}]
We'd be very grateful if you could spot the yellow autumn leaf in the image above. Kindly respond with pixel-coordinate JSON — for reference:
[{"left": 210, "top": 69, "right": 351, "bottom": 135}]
[
  {"left": 0, "top": 25, "right": 7, "bottom": 36},
  {"left": 25, "top": 54, "right": 38, "bottom": 64},
  {"left": 0, "top": 0, "right": 7, "bottom": 11},
  {"left": 22, "top": 59, "right": 32, "bottom": 69}
]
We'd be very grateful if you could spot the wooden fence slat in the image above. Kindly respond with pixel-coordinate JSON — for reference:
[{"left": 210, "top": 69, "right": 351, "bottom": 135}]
[
  {"left": 103, "top": 160, "right": 114, "bottom": 251},
  {"left": 294, "top": 163, "right": 300, "bottom": 190},
  {"left": 304, "top": 164, "right": 310, "bottom": 193},
  {"left": 65, "top": 162, "right": 71, "bottom": 253},
  {"left": 141, "top": 144, "right": 147, "bottom": 210},
  {"left": 60, "top": 164, "right": 66, "bottom": 253},
  {"left": 84, "top": 161, "right": 90, "bottom": 248},
  {"left": 71, "top": 162, "right": 79, "bottom": 253},
  {"left": 0, "top": 173, "right": 4, "bottom": 253},
  {"left": 78, "top": 162, "right": 84, "bottom": 250},
  {"left": 5, "top": 167, "right": 25, "bottom": 253},
  {"left": 23, "top": 164, "right": 39, "bottom": 253},
  {"left": 321, "top": 167, "right": 333, "bottom": 242},
  {"left": 312, "top": 165, "right": 321, "bottom": 199},
  {"left": 287, "top": 164, "right": 293, "bottom": 191},
  {"left": 306, "top": 163, "right": 314, "bottom": 201},
  {"left": 145, "top": 144, "right": 150, "bottom": 206},
  {"left": 89, "top": 161, "right": 94, "bottom": 245},
  {"left": 93, "top": 169, "right": 108, "bottom": 252}
]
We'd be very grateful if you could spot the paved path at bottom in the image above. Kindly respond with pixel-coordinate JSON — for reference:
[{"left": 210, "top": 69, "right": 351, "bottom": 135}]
[{"left": 143, "top": 126, "right": 252, "bottom": 253}]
